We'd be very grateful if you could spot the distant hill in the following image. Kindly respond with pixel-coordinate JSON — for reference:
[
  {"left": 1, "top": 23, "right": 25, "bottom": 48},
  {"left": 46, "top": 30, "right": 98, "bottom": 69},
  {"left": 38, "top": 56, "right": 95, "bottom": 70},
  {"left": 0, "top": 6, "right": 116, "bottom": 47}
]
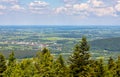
[{"left": 90, "top": 37, "right": 120, "bottom": 51}]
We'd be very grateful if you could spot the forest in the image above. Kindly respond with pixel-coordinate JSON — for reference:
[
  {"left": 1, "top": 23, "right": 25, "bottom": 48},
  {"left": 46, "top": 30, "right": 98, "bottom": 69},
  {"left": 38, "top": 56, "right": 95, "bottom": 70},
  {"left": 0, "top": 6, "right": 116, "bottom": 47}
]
[
  {"left": 0, "top": 37, "right": 120, "bottom": 77},
  {"left": 90, "top": 37, "right": 120, "bottom": 51}
]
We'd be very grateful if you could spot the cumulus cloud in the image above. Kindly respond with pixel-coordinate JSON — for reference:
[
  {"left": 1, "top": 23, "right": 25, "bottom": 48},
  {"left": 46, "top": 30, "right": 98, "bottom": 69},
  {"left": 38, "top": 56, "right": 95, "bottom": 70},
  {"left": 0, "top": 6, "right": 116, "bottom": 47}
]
[
  {"left": 72, "top": 3, "right": 89, "bottom": 16},
  {"left": 117, "top": 0, "right": 120, "bottom": 3},
  {"left": 0, "top": 0, "right": 18, "bottom": 4},
  {"left": 29, "top": 1, "right": 49, "bottom": 7},
  {"left": 29, "top": 0, "right": 50, "bottom": 14},
  {"left": 55, "top": 3, "right": 89, "bottom": 16},
  {"left": 115, "top": 4, "right": 120, "bottom": 12},
  {"left": 0, "top": 5, "right": 6, "bottom": 10},
  {"left": 55, "top": 7, "right": 67, "bottom": 14},
  {"left": 90, "top": 7, "right": 116, "bottom": 16},
  {"left": 0, "top": 5, "right": 6, "bottom": 15},
  {"left": 10, "top": 5, "right": 25, "bottom": 11},
  {"left": 63, "top": 0, "right": 78, "bottom": 4},
  {"left": 55, "top": 0, "right": 118, "bottom": 17},
  {"left": 73, "top": 3, "right": 89, "bottom": 11},
  {"left": 88, "top": 0, "right": 104, "bottom": 7},
  {"left": 0, "top": 0, "right": 119, "bottom": 17}
]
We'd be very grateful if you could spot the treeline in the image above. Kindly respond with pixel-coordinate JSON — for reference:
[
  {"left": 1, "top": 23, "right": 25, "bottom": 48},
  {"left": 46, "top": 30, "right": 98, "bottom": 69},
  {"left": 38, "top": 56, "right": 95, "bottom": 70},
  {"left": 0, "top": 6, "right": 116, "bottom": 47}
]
[{"left": 0, "top": 37, "right": 120, "bottom": 77}]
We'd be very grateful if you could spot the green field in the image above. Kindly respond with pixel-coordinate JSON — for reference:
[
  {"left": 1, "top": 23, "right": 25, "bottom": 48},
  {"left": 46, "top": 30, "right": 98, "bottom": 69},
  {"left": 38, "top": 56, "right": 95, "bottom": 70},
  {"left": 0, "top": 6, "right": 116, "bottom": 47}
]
[{"left": 0, "top": 26, "right": 120, "bottom": 59}]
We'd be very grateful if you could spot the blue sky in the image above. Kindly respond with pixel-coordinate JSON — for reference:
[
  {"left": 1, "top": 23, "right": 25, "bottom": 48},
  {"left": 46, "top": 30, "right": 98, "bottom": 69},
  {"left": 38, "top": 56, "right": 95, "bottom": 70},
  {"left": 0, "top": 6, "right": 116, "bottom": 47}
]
[{"left": 0, "top": 0, "right": 120, "bottom": 25}]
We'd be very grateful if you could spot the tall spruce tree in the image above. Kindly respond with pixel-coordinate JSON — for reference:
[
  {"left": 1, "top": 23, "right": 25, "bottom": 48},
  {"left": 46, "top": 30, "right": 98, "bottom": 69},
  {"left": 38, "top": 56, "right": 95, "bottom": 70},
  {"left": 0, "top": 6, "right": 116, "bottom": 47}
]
[
  {"left": 116, "top": 56, "right": 120, "bottom": 77},
  {"left": 8, "top": 51, "right": 16, "bottom": 66},
  {"left": 69, "top": 36, "right": 91, "bottom": 77},
  {"left": 94, "top": 59, "right": 107, "bottom": 77},
  {"left": 3, "top": 52, "right": 16, "bottom": 77},
  {"left": 108, "top": 57, "right": 116, "bottom": 77},
  {"left": 53, "top": 55, "right": 68, "bottom": 77},
  {"left": 35, "top": 48, "right": 54, "bottom": 77},
  {"left": 0, "top": 53, "right": 6, "bottom": 77}
]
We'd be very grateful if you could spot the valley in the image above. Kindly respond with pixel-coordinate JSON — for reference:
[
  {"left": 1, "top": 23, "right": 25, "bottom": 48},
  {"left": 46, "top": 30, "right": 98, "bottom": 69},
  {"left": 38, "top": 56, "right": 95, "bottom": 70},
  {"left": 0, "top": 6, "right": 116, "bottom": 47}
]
[{"left": 0, "top": 26, "right": 120, "bottom": 59}]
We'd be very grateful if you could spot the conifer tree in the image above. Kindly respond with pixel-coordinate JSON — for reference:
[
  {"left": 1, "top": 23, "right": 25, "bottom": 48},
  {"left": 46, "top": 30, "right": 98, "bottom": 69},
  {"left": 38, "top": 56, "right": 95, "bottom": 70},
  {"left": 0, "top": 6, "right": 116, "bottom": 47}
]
[
  {"left": 6, "top": 63, "right": 22, "bottom": 77},
  {"left": 108, "top": 57, "right": 116, "bottom": 77},
  {"left": 35, "top": 48, "right": 54, "bottom": 76},
  {"left": 116, "top": 56, "right": 120, "bottom": 77},
  {"left": 8, "top": 51, "right": 16, "bottom": 66},
  {"left": 94, "top": 59, "right": 106, "bottom": 77},
  {"left": 0, "top": 53, "right": 6, "bottom": 77},
  {"left": 53, "top": 55, "right": 68, "bottom": 77},
  {"left": 3, "top": 52, "right": 16, "bottom": 77},
  {"left": 69, "top": 36, "right": 91, "bottom": 77},
  {"left": 19, "top": 59, "right": 36, "bottom": 77}
]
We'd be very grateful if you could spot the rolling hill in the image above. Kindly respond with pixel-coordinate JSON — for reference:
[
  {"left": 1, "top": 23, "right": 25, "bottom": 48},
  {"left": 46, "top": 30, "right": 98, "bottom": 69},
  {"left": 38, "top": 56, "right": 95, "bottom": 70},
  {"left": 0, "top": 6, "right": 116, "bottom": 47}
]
[{"left": 90, "top": 37, "right": 120, "bottom": 51}]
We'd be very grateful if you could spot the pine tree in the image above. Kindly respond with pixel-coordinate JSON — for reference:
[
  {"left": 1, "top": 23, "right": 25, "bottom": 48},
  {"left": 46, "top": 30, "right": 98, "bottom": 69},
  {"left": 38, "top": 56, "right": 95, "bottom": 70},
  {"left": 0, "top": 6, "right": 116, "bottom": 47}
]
[
  {"left": 53, "top": 55, "right": 68, "bottom": 77},
  {"left": 116, "top": 56, "right": 120, "bottom": 77},
  {"left": 35, "top": 48, "right": 54, "bottom": 76},
  {"left": 94, "top": 59, "right": 107, "bottom": 77},
  {"left": 6, "top": 63, "right": 22, "bottom": 77},
  {"left": 0, "top": 53, "right": 6, "bottom": 77},
  {"left": 8, "top": 51, "right": 16, "bottom": 66},
  {"left": 19, "top": 59, "right": 36, "bottom": 77},
  {"left": 107, "top": 57, "right": 116, "bottom": 77},
  {"left": 3, "top": 52, "right": 16, "bottom": 77},
  {"left": 69, "top": 36, "right": 91, "bottom": 77}
]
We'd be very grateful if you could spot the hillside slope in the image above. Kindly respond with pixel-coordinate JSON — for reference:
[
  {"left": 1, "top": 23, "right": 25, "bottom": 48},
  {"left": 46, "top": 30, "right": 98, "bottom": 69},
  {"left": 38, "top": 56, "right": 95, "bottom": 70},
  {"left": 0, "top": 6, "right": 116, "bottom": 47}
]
[{"left": 90, "top": 37, "right": 120, "bottom": 51}]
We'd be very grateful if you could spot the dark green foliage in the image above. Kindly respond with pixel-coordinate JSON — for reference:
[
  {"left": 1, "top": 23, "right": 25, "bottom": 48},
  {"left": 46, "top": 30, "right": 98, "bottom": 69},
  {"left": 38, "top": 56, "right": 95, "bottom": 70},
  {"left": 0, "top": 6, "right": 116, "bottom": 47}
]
[
  {"left": 94, "top": 59, "right": 107, "bottom": 77},
  {"left": 35, "top": 48, "right": 54, "bottom": 76},
  {"left": 8, "top": 51, "right": 16, "bottom": 66},
  {"left": 108, "top": 57, "right": 116, "bottom": 76},
  {"left": 3, "top": 52, "right": 16, "bottom": 77},
  {"left": 53, "top": 55, "right": 68, "bottom": 77},
  {"left": 19, "top": 59, "right": 36, "bottom": 77},
  {"left": 116, "top": 56, "right": 120, "bottom": 77},
  {"left": 69, "top": 37, "right": 91, "bottom": 77},
  {"left": 0, "top": 53, "right": 6, "bottom": 77},
  {"left": 90, "top": 37, "right": 120, "bottom": 51},
  {"left": 108, "top": 57, "right": 116, "bottom": 70}
]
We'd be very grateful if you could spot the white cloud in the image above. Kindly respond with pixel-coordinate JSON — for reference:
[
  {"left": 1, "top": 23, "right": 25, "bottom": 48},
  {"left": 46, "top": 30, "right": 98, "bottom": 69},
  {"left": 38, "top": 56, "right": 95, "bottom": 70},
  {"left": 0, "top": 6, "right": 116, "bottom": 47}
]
[
  {"left": 0, "top": 12, "right": 4, "bottom": 15},
  {"left": 0, "top": 0, "right": 119, "bottom": 17},
  {"left": 0, "top": 5, "right": 6, "bottom": 15},
  {"left": 117, "top": 0, "right": 120, "bottom": 3},
  {"left": 29, "top": 1, "right": 50, "bottom": 14},
  {"left": 63, "top": 0, "right": 78, "bottom": 4},
  {"left": 115, "top": 4, "right": 120, "bottom": 12},
  {"left": 11, "top": 5, "right": 25, "bottom": 11},
  {"left": 90, "top": 7, "right": 116, "bottom": 16},
  {"left": 73, "top": 3, "right": 89, "bottom": 11},
  {"left": 72, "top": 3, "right": 89, "bottom": 16},
  {"left": 55, "top": 7, "right": 67, "bottom": 14},
  {"left": 86, "top": 0, "right": 117, "bottom": 16},
  {"left": 65, "top": 4, "right": 72, "bottom": 8},
  {"left": 0, "top": 0, "right": 18, "bottom": 4},
  {"left": 55, "top": 0, "right": 117, "bottom": 17},
  {"left": 0, "top": 5, "right": 6, "bottom": 10},
  {"left": 29, "top": 1, "right": 49, "bottom": 7},
  {"left": 55, "top": 3, "right": 89, "bottom": 16},
  {"left": 88, "top": 0, "right": 104, "bottom": 7}
]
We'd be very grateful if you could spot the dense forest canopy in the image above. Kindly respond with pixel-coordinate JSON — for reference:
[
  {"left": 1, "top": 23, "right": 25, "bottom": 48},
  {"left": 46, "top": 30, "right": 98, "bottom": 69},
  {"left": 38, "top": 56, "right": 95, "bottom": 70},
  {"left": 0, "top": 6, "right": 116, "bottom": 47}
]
[{"left": 90, "top": 37, "right": 120, "bottom": 51}]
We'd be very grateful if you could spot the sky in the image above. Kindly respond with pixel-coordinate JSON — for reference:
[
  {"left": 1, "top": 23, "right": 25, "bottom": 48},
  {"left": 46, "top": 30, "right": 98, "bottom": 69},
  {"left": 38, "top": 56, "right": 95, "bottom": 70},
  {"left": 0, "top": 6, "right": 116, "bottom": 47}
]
[{"left": 0, "top": 0, "right": 120, "bottom": 25}]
